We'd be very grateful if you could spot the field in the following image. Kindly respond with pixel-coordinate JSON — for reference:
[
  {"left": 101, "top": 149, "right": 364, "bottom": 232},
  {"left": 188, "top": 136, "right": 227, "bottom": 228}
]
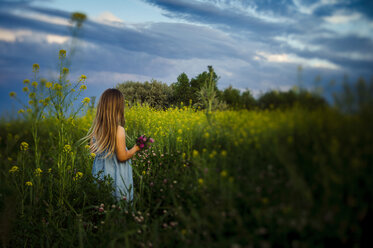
[{"left": 0, "top": 60, "right": 372, "bottom": 247}]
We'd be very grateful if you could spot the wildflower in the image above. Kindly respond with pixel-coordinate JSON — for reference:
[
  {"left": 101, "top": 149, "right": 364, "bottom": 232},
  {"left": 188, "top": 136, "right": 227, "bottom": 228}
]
[
  {"left": 177, "top": 129, "right": 182, "bottom": 134},
  {"left": 31, "top": 81, "right": 38, "bottom": 87},
  {"left": 59, "top": 49, "right": 66, "bottom": 58},
  {"left": 23, "top": 87, "right": 29, "bottom": 92},
  {"left": 20, "top": 141, "right": 29, "bottom": 151},
  {"left": 9, "top": 91, "right": 16, "bottom": 97},
  {"left": 98, "top": 207, "right": 104, "bottom": 213},
  {"left": 9, "top": 166, "right": 19, "bottom": 173},
  {"left": 202, "top": 148, "right": 207, "bottom": 153},
  {"left": 142, "top": 170, "right": 146, "bottom": 175},
  {"left": 34, "top": 168, "right": 43, "bottom": 176},
  {"left": 53, "top": 83, "right": 62, "bottom": 90},
  {"left": 220, "top": 170, "right": 228, "bottom": 177},
  {"left": 45, "top": 82, "right": 52, "bottom": 88},
  {"left": 80, "top": 74, "right": 87, "bottom": 80},
  {"left": 63, "top": 144, "right": 71, "bottom": 153},
  {"left": 221, "top": 150, "right": 227, "bottom": 157},
  {"left": 192, "top": 150, "right": 199, "bottom": 158},
  {"left": 62, "top": 67, "right": 69, "bottom": 74},
  {"left": 48, "top": 168, "right": 52, "bottom": 173},
  {"left": 29, "top": 92, "right": 35, "bottom": 98},
  {"left": 198, "top": 178, "right": 204, "bottom": 185},
  {"left": 85, "top": 144, "right": 90, "bottom": 149},
  {"left": 79, "top": 85, "right": 87, "bottom": 90},
  {"left": 26, "top": 108, "right": 32, "bottom": 113},
  {"left": 204, "top": 132, "right": 210, "bottom": 138},
  {"left": 25, "top": 181, "right": 33, "bottom": 187},
  {"left": 32, "top": 63, "right": 39, "bottom": 72},
  {"left": 73, "top": 172, "right": 83, "bottom": 181},
  {"left": 90, "top": 153, "right": 96, "bottom": 159},
  {"left": 28, "top": 100, "right": 33, "bottom": 105},
  {"left": 23, "top": 79, "right": 30, "bottom": 84},
  {"left": 18, "top": 109, "right": 25, "bottom": 114},
  {"left": 82, "top": 97, "right": 90, "bottom": 104},
  {"left": 182, "top": 152, "right": 186, "bottom": 159}
]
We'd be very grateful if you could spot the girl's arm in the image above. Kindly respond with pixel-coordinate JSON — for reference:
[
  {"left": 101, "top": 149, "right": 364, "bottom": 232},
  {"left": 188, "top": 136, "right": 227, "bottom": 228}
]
[{"left": 115, "top": 125, "right": 140, "bottom": 162}]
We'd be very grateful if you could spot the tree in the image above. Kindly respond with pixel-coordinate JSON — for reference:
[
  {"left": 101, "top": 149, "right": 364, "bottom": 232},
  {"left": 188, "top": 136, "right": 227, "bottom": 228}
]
[
  {"left": 222, "top": 85, "right": 241, "bottom": 109},
  {"left": 172, "top": 73, "right": 191, "bottom": 106},
  {"left": 190, "top": 65, "right": 220, "bottom": 107}
]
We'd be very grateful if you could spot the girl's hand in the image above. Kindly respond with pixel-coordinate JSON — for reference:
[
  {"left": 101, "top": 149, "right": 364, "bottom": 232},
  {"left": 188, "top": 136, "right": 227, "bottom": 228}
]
[{"left": 135, "top": 145, "right": 141, "bottom": 152}]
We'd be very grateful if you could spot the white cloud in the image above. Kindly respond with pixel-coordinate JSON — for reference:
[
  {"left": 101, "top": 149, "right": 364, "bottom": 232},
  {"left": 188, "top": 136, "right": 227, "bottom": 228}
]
[
  {"left": 255, "top": 51, "right": 340, "bottom": 70},
  {"left": 94, "top": 11, "right": 126, "bottom": 27},
  {"left": 9, "top": 8, "right": 71, "bottom": 26},
  {"left": 46, "top": 34, "right": 69, "bottom": 44},
  {"left": 324, "top": 11, "right": 361, "bottom": 24},
  {"left": 0, "top": 28, "right": 32, "bottom": 42},
  {"left": 293, "top": 0, "right": 337, "bottom": 15}
]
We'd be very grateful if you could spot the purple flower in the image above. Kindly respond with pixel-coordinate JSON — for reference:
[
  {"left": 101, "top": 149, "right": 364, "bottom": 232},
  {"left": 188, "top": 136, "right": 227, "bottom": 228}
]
[
  {"left": 140, "top": 143, "right": 144, "bottom": 148},
  {"left": 143, "top": 137, "right": 147, "bottom": 142},
  {"left": 149, "top": 138, "right": 154, "bottom": 143}
]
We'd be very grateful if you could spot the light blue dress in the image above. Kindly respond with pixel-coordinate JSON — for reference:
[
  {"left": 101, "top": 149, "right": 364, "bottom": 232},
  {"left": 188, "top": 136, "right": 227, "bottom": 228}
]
[{"left": 92, "top": 137, "right": 134, "bottom": 203}]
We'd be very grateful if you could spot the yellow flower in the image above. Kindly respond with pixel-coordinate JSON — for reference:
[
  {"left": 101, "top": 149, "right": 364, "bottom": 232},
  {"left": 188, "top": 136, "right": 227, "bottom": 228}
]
[
  {"left": 18, "top": 109, "right": 25, "bottom": 114},
  {"left": 28, "top": 100, "right": 33, "bottom": 105},
  {"left": 23, "top": 79, "right": 30, "bottom": 84},
  {"left": 85, "top": 144, "right": 90, "bottom": 149},
  {"left": 90, "top": 153, "right": 96, "bottom": 159},
  {"left": 177, "top": 129, "right": 182, "bottom": 134},
  {"left": 42, "top": 115, "right": 45, "bottom": 119},
  {"left": 25, "top": 181, "right": 33, "bottom": 187},
  {"left": 221, "top": 150, "right": 227, "bottom": 157},
  {"left": 23, "top": 87, "right": 29, "bottom": 92},
  {"left": 53, "top": 83, "right": 62, "bottom": 90},
  {"left": 59, "top": 49, "right": 66, "bottom": 59},
  {"left": 34, "top": 168, "right": 43, "bottom": 176},
  {"left": 63, "top": 144, "right": 71, "bottom": 153},
  {"left": 62, "top": 67, "right": 69, "bottom": 74},
  {"left": 45, "top": 82, "right": 52, "bottom": 88},
  {"left": 80, "top": 75, "right": 87, "bottom": 80},
  {"left": 202, "top": 148, "right": 207, "bottom": 153},
  {"left": 142, "top": 170, "right": 146, "bottom": 175},
  {"left": 182, "top": 152, "right": 186, "bottom": 159},
  {"left": 220, "top": 170, "right": 228, "bottom": 177},
  {"left": 79, "top": 85, "right": 87, "bottom": 90},
  {"left": 32, "top": 63, "right": 39, "bottom": 72},
  {"left": 20, "top": 141, "right": 29, "bottom": 151},
  {"left": 26, "top": 108, "right": 32, "bottom": 113},
  {"left": 192, "top": 150, "right": 199, "bottom": 158},
  {"left": 73, "top": 172, "right": 83, "bottom": 181},
  {"left": 204, "top": 132, "right": 210, "bottom": 138},
  {"left": 29, "top": 92, "right": 35, "bottom": 98},
  {"left": 31, "top": 81, "right": 38, "bottom": 87},
  {"left": 39, "top": 99, "right": 44, "bottom": 104},
  {"left": 9, "top": 91, "right": 16, "bottom": 97},
  {"left": 198, "top": 178, "right": 204, "bottom": 185},
  {"left": 48, "top": 168, "right": 52, "bottom": 173},
  {"left": 82, "top": 97, "right": 90, "bottom": 104},
  {"left": 9, "top": 166, "right": 19, "bottom": 173}
]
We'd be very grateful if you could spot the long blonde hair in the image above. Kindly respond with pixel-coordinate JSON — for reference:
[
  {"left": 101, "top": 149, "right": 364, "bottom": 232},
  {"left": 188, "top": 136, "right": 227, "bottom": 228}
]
[{"left": 80, "top": 88, "right": 125, "bottom": 159}]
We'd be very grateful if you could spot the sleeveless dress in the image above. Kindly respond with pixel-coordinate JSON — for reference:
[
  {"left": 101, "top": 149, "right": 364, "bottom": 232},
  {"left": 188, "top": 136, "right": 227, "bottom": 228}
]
[{"left": 91, "top": 137, "right": 134, "bottom": 203}]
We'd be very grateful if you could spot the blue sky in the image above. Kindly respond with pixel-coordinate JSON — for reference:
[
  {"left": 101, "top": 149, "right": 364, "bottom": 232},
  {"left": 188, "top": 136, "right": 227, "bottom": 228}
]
[{"left": 1, "top": 0, "right": 372, "bottom": 116}]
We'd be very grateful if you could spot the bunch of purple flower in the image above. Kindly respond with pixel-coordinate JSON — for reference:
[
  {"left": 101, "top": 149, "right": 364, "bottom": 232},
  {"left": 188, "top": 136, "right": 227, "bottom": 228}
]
[{"left": 136, "top": 135, "right": 154, "bottom": 150}]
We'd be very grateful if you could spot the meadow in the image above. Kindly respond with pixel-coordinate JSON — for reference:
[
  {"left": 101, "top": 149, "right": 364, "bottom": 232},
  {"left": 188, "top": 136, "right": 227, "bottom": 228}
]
[{"left": 0, "top": 52, "right": 372, "bottom": 247}]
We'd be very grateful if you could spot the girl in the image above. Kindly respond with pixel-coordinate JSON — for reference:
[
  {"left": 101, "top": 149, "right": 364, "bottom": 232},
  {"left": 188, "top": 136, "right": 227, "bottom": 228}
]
[{"left": 82, "top": 88, "right": 140, "bottom": 203}]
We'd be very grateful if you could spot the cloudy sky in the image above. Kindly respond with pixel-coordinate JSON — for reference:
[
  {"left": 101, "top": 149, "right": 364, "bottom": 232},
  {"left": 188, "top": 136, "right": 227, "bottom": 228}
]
[{"left": 1, "top": 0, "right": 372, "bottom": 115}]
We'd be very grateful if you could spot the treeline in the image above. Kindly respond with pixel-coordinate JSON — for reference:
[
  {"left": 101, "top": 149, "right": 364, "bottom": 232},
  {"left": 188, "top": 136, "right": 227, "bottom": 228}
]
[{"left": 116, "top": 65, "right": 328, "bottom": 111}]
